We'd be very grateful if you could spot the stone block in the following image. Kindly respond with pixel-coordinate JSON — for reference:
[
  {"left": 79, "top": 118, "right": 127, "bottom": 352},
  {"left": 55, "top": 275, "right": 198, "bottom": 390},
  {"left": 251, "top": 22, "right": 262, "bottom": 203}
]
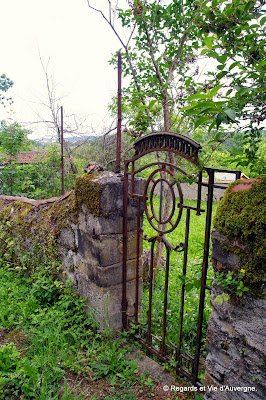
[
  {"left": 76, "top": 230, "right": 142, "bottom": 268},
  {"left": 58, "top": 228, "right": 76, "bottom": 251},
  {"left": 72, "top": 277, "right": 142, "bottom": 331},
  {"left": 211, "top": 229, "right": 240, "bottom": 269},
  {"left": 71, "top": 257, "right": 141, "bottom": 288}
]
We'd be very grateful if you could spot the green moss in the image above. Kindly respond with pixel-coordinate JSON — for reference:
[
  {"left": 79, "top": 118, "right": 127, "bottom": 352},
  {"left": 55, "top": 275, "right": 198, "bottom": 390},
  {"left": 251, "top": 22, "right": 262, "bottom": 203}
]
[
  {"left": 44, "top": 192, "right": 78, "bottom": 237},
  {"left": 213, "top": 175, "right": 266, "bottom": 295},
  {"left": 0, "top": 172, "right": 106, "bottom": 274},
  {"left": 74, "top": 173, "right": 103, "bottom": 217}
]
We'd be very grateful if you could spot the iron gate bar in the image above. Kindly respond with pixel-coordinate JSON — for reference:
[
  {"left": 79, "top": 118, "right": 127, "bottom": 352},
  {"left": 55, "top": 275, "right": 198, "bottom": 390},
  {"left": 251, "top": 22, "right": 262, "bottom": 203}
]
[
  {"left": 135, "top": 196, "right": 141, "bottom": 325},
  {"left": 130, "top": 161, "right": 135, "bottom": 194},
  {"left": 161, "top": 246, "right": 171, "bottom": 357},
  {"left": 129, "top": 161, "right": 188, "bottom": 178},
  {"left": 176, "top": 208, "right": 190, "bottom": 371},
  {"left": 196, "top": 171, "right": 202, "bottom": 216},
  {"left": 192, "top": 168, "right": 214, "bottom": 383},
  {"left": 147, "top": 237, "right": 156, "bottom": 346},
  {"left": 122, "top": 162, "right": 129, "bottom": 330}
]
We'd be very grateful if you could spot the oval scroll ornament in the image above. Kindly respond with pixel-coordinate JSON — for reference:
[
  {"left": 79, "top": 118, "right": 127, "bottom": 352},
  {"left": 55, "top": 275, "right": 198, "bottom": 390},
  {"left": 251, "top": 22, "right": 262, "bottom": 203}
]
[{"left": 143, "top": 168, "right": 183, "bottom": 234}]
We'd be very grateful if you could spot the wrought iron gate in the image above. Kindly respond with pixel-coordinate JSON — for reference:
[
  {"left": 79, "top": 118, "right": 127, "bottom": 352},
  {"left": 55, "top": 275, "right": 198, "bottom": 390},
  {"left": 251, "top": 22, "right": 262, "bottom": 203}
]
[{"left": 122, "top": 132, "right": 241, "bottom": 385}]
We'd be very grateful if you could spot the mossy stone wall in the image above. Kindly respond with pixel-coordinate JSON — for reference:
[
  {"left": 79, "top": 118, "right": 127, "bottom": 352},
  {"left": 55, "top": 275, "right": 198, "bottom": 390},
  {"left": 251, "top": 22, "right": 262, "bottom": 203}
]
[
  {"left": 204, "top": 176, "right": 266, "bottom": 399},
  {"left": 0, "top": 171, "right": 145, "bottom": 330}
]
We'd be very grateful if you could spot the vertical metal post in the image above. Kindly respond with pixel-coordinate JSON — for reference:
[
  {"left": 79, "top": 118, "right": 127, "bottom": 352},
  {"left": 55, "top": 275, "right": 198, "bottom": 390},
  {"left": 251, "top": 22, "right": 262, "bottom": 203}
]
[
  {"left": 196, "top": 171, "right": 202, "bottom": 215},
  {"left": 193, "top": 168, "right": 214, "bottom": 384},
  {"left": 176, "top": 208, "right": 190, "bottom": 370},
  {"left": 147, "top": 238, "right": 156, "bottom": 346},
  {"left": 61, "top": 106, "right": 64, "bottom": 195},
  {"left": 161, "top": 246, "right": 170, "bottom": 356},
  {"left": 122, "top": 162, "right": 129, "bottom": 329},
  {"left": 135, "top": 197, "right": 141, "bottom": 325},
  {"left": 116, "top": 51, "right": 122, "bottom": 173}
]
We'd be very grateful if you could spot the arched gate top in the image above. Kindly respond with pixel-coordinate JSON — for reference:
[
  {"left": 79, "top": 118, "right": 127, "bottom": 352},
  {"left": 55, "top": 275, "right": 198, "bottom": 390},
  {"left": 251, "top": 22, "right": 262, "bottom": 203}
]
[{"left": 133, "top": 131, "right": 202, "bottom": 164}]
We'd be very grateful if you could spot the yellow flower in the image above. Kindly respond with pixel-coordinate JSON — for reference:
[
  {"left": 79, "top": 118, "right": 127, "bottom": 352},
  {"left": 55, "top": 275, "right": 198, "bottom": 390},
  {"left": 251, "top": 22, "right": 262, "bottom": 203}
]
[{"left": 240, "top": 269, "right": 246, "bottom": 274}]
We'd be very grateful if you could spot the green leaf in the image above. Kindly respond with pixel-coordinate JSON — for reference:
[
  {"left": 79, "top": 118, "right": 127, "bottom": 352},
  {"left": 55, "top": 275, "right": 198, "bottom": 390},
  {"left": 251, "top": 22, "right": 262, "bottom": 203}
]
[
  {"left": 216, "top": 112, "right": 227, "bottom": 129},
  {"left": 214, "top": 294, "right": 224, "bottom": 304},
  {"left": 216, "top": 71, "right": 227, "bottom": 80},
  {"left": 194, "top": 116, "right": 212, "bottom": 128},
  {"left": 229, "top": 61, "right": 239, "bottom": 71},
  {"left": 185, "top": 282, "right": 194, "bottom": 292},
  {"left": 148, "top": 100, "right": 157, "bottom": 108},
  {"left": 217, "top": 54, "right": 227, "bottom": 64},
  {"left": 224, "top": 108, "right": 236, "bottom": 121},
  {"left": 256, "top": 60, "right": 266, "bottom": 71},
  {"left": 260, "top": 16, "right": 266, "bottom": 26},
  {"left": 187, "top": 93, "right": 209, "bottom": 100},
  {"left": 209, "top": 84, "right": 223, "bottom": 97},
  {"left": 208, "top": 121, "right": 216, "bottom": 133},
  {"left": 204, "top": 37, "right": 213, "bottom": 50}
]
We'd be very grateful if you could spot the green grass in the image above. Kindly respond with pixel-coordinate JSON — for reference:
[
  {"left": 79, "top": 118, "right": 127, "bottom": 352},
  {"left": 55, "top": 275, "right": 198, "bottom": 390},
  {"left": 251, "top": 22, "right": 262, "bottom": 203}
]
[
  {"left": 1, "top": 264, "right": 202, "bottom": 400},
  {"left": 0, "top": 267, "right": 142, "bottom": 399}
]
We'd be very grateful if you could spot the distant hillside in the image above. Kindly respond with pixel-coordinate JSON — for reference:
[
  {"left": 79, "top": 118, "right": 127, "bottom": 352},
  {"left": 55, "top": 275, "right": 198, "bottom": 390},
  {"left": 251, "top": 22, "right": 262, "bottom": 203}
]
[
  {"left": 34, "top": 136, "right": 97, "bottom": 144},
  {"left": 64, "top": 136, "right": 97, "bottom": 143}
]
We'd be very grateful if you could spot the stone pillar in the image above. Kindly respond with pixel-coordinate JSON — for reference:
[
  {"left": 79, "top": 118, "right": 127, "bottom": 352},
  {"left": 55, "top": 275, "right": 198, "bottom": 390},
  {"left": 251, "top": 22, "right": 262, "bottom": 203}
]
[
  {"left": 59, "top": 171, "right": 145, "bottom": 331},
  {"left": 204, "top": 177, "right": 266, "bottom": 399}
]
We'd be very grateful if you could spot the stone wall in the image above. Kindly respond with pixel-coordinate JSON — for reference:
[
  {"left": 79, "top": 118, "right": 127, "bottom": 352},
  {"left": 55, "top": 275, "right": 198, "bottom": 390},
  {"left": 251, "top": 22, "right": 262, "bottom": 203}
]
[
  {"left": 204, "top": 177, "right": 266, "bottom": 399},
  {"left": 0, "top": 171, "right": 144, "bottom": 331}
]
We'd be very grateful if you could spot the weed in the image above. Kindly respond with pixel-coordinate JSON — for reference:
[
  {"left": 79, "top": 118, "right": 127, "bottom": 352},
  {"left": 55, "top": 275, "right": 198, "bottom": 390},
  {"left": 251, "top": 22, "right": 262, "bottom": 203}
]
[{"left": 214, "top": 269, "right": 249, "bottom": 304}]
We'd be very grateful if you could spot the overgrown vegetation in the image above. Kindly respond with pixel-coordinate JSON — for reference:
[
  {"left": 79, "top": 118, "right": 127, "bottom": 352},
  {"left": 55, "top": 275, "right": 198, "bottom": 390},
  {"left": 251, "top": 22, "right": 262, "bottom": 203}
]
[
  {"left": 0, "top": 240, "right": 202, "bottom": 399},
  {"left": 0, "top": 266, "right": 148, "bottom": 399},
  {"left": 0, "top": 186, "right": 201, "bottom": 399}
]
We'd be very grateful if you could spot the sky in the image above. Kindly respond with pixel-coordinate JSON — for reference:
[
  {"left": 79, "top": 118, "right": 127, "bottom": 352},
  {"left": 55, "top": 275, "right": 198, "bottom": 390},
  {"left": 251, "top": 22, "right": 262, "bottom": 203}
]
[{"left": 1, "top": 0, "right": 122, "bottom": 139}]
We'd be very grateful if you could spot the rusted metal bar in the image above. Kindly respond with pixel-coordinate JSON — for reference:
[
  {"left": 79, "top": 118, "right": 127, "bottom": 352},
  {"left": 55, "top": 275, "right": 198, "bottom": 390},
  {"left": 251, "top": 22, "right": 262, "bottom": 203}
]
[
  {"left": 116, "top": 51, "right": 122, "bottom": 173},
  {"left": 161, "top": 246, "right": 170, "bottom": 356},
  {"left": 122, "top": 162, "right": 129, "bottom": 329},
  {"left": 196, "top": 171, "right": 202, "bottom": 215},
  {"left": 193, "top": 167, "right": 214, "bottom": 384},
  {"left": 130, "top": 161, "right": 135, "bottom": 196},
  {"left": 135, "top": 196, "right": 141, "bottom": 325},
  {"left": 147, "top": 238, "right": 156, "bottom": 346},
  {"left": 176, "top": 208, "right": 190, "bottom": 371},
  {"left": 61, "top": 106, "right": 64, "bottom": 195}
]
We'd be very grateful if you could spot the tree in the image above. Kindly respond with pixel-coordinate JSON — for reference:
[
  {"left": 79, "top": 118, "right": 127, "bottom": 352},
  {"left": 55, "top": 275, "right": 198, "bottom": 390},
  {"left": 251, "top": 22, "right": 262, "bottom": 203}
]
[
  {"left": 88, "top": 0, "right": 265, "bottom": 267},
  {"left": 27, "top": 57, "right": 103, "bottom": 175},
  {"left": 88, "top": 1, "right": 265, "bottom": 173},
  {"left": 87, "top": 0, "right": 214, "bottom": 266},
  {"left": 88, "top": 0, "right": 207, "bottom": 136},
  {"left": 0, "top": 74, "right": 13, "bottom": 107},
  {"left": 0, "top": 120, "right": 29, "bottom": 195},
  {"left": 182, "top": 0, "right": 266, "bottom": 175}
]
